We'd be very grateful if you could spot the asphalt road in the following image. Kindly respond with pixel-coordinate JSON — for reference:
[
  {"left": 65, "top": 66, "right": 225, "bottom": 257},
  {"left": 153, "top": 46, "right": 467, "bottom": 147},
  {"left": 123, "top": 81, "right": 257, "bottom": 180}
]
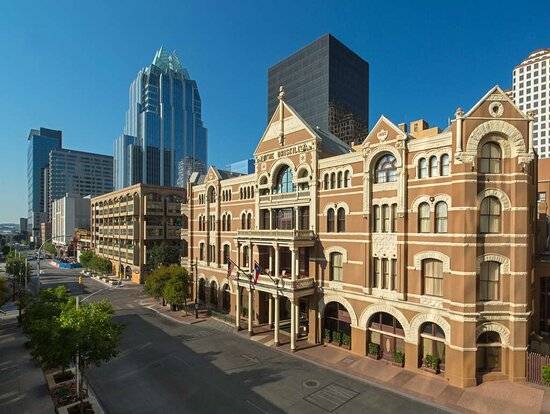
[{"left": 37, "top": 263, "right": 449, "bottom": 414}]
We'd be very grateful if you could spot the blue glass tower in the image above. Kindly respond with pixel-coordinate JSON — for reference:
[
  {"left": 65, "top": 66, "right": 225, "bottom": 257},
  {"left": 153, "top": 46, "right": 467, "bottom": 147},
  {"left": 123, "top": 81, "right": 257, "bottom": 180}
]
[
  {"left": 114, "top": 48, "right": 207, "bottom": 189},
  {"left": 27, "top": 128, "right": 62, "bottom": 241}
]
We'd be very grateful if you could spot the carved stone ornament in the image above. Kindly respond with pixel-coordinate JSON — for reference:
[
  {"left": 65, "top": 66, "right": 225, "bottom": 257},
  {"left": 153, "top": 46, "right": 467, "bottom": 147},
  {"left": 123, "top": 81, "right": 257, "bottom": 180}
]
[
  {"left": 377, "top": 129, "right": 389, "bottom": 142},
  {"left": 261, "top": 162, "right": 267, "bottom": 172},
  {"left": 371, "top": 233, "right": 397, "bottom": 257},
  {"left": 488, "top": 101, "right": 504, "bottom": 118}
]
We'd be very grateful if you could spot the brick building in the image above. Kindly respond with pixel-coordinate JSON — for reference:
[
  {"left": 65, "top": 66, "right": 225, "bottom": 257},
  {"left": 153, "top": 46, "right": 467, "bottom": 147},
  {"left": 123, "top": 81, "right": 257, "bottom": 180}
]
[{"left": 182, "top": 85, "right": 537, "bottom": 388}]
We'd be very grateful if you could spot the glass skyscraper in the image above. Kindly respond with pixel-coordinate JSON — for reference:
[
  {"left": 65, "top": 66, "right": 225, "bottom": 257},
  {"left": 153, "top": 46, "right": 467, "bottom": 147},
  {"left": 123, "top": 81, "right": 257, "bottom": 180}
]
[
  {"left": 27, "top": 128, "right": 62, "bottom": 242},
  {"left": 114, "top": 48, "right": 207, "bottom": 189},
  {"left": 268, "top": 34, "right": 369, "bottom": 146}
]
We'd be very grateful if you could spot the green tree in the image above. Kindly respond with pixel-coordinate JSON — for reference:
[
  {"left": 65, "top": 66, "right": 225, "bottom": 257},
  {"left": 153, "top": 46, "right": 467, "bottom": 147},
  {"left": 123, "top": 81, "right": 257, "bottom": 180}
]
[
  {"left": 148, "top": 242, "right": 181, "bottom": 270},
  {"left": 0, "top": 277, "right": 9, "bottom": 307},
  {"left": 42, "top": 242, "right": 57, "bottom": 256},
  {"left": 78, "top": 250, "right": 95, "bottom": 269},
  {"left": 59, "top": 300, "right": 122, "bottom": 411},
  {"left": 162, "top": 266, "right": 191, "bottom": 312},
  {"left": 144, "top": 266, "right": 172, "bottom": 305},
  {"left": 1, "top": 245, "right": 10, "bottom": 256}
]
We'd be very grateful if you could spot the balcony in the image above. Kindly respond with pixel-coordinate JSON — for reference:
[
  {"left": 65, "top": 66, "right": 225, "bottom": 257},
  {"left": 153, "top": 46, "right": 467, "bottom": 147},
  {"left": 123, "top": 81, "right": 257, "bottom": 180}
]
[
  {"left": 235, "top": 272, "right": 315, "bottom": 293},
  {"left": 236, "top": 229, "right": 316, "bottom": 245},
  {"left": 144, "top": 199, "right": 163, "bottom": 216},
  {"left": 258, "top": 190, "right": 310, "bottom": 205},
  {"left": 166, "top": 225, "right": 182, "bottom": 239},
  {"left": 166, "top": 202, "right": 181, "bottom": 216},
  {"left": 145, "top": 225, "right": 163, "bottom": 240}
]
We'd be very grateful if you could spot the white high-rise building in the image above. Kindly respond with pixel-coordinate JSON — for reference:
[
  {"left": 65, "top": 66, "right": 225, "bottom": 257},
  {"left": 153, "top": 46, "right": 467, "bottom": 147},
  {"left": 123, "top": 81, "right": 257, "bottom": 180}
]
[{"left": 511, "top": 49, "right": 550, "bottom": 157}]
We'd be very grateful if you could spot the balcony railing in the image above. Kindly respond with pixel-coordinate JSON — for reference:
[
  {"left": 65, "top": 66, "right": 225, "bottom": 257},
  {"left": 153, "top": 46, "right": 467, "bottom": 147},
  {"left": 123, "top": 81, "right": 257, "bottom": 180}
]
[
  {"left": 259, "top": 190, "right": 310, "bottom": 204},
  {"left": 236, "top": 229, "right": 315, "bottom": 242},
  {"left": 144, "top": 199, "right": 163, "bottom": 216},
  {"left": 145, "top": 225, "right": 163, "bottom": 240},
  {"left": 235, "top": 272, "right": 315, "bottom": 292}
]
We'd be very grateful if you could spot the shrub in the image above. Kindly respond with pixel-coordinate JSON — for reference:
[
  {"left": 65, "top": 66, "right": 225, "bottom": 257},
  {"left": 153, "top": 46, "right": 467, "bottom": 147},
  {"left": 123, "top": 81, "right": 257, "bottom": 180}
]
[
  {"left": 424, "top": 354, "right": 440, "bottom": 370},
  {"left": 341, "top": 333, "right": 351, "bottom": 347},
  {"left": 333, "top": 330, "right": 342, "bottom": 344},
  {"left": 368, "top": 342, "right": 380, "bottom": 356},
  {"left": 393, "top": 351, "right": 405, "bottom": 365},
  {"left": 542, "top": 365, "right": 550, "bottom": 386},
  {"left": 324, "top": 328, "right": 332, "bottom": 342}
]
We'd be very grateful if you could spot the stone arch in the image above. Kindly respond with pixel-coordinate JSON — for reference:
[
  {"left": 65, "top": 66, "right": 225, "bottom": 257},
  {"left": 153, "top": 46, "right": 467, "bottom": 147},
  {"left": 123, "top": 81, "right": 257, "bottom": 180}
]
[
  {"left": 324, "top": 246, "right": 348, "bottom": 264},
  {"left": 366, "top": 145, "right": 404, "bottom": 170},
  {"left": 323, "top": 202, "right": 351, "bottom": 215},
  {"left": 407, "top": 313, "right": 451, "bottom": 344},
  {"left": 318, "top": 294, "right": 358, "bottom": 328},
  {"left": 411, "top": 194, "right": 452, "bottom": 212},
  {"left": 413, "top": 251, "right": 451, "bottom": 273},
  {"left": 475, "top": 322, "right": 511, "bottom": 347},
  {"left": 358, "top": 303, "right": 411, "bottom": 335},
  {"left": 296, "top": 162, "right": 312, "bottom": 178},
  {"left": 465, "top": 120, "right": 527, "bottom": 158},
  {"left": 476, "top": 253, "right": 511, "bottom": 275},
  {"left": 269, "top": 158, "right": 297, "bottom": 187},
  {"left": 219, "top": 277, "right": 234, "bottom": 294},
  {"left": 477, "top": 188, "right": 512, "bottom": 211}
]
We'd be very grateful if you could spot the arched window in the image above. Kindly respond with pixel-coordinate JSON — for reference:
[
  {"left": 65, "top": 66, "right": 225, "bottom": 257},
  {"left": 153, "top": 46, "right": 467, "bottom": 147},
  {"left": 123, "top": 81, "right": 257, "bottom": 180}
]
[
  {"left": 223, "top": 244, "right": 230, "bottom": 265},
  {"left": 221, "top": 215, "right": 226, "bottom": 231},
  {"left": 480, "top": 196, "right": 501, "bottom": 234},
  {"left": 440, "top": 154, "right": 450, "bottom": 176},
  {"left": 344, "top": 170, "right": 351, "bottom": 187},
  {"left": 247, "top": 213, "right": 252, "bottom": 230},
  {"left": 418, "top": 202, "right": 430, "bottom": 233},
  {"left": 226, "top": 214, "right": 231, "bottom": 231},
  {"left": 327, "top": 208, "right": 335, "bottom": 232},
  {"left": 478, "top": 261, "right": 500, "bottom": 301},
  {"left": 337, "top": 207, "right": 346, "bottom": 232},
  {"left": 329, "top": 252, "right": 343, "bottom": 281},
  {"left": 479, "top": 142, "right": 502, "bottom": 173},
  {"left": 422, "top": 259, "right": 443, "bottom": 297},
  {"left": 375, "top": 154, "right": 398, "bottom": 183},
  {"left": 240, "top": 188, "right": 243, "bottom": 199},
  {"left": 418, "top": 158, "right": 428, "bottom": 178},
  {"left": 429, "top": 156, "right": 438, "bottom": 177},
  {"left": 477, "top": 331, "right": 501, "bottom": 373},
  {"left": 241, "top": 213, "right": 246, "bottom": 229},
  {"left": 324, "top": 174, "right": 329, "bottom": 190},
  {"left": 251, "top": 187, "right": 254, "bottom": 198},
  {"left": 199, "top": 243, "right": 205, "bottom": 261},
  {"left": 330, "top": 172, "right": 336, "bottom": 189},
  {"left": 368, "top": 312, "right": 405, "bottom": 360},
  {"left": 337, "top": 171, "right": 343, "bottom": 188},
  {"left": 275, "top": 166, "right": 295, "bottom": 193},
  {"left": 420, "top": 322, "right": 446, "bottom": 371},
  {"left": 242, "top": 245, "right": 249, "bottom": 269},
  {"left": 435, "top": 201, "right": 448, "bottom": 233}
]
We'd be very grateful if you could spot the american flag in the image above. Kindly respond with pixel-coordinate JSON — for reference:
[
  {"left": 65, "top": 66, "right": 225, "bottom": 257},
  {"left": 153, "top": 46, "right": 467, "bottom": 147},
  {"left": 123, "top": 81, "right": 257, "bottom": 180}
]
[
  {"left": 227, "top": 258, "right": 235, "bottom": 279},
  {"left": 253, "top": 261, "right": 261, "bottom": 285}
]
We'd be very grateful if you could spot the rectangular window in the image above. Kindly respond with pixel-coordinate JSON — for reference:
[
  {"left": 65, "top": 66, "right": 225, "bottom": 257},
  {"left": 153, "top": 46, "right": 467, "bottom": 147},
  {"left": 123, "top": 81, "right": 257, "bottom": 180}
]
[
  {"left": 372, "top": 257, "right": 379, "bottom": 288},
  {"left": 330, "top": 253, "right": 343, "bottom": 281},
  {"left": 382, "top": 259, "right": 390, "bottom": 289},
  {"left": 374, "top": 206, "right": 381, "bottom": 232},
  {"left": 382, "top": 205, "right": 390, "bottom": 232},
  {"left": 538, "top": 192, "right": 547, "bottom": 202},
  {"left": 391, "top": 204, "right": 397, "bottom": 233},
  {"left": 391, "top": 258, "right": 397, "bottom": 291},
  {"left": 423, "top": 259, "right": 443, "bottom": 297}
]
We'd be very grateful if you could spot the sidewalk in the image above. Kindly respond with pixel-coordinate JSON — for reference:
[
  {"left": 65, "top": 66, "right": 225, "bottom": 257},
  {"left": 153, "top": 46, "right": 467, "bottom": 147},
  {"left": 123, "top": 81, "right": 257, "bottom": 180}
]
[
  {"left": 0, "top": 302, "right": 54, "bottom": 414},
  {"left": 145, "top": 301, "right": 550, "bottom": 414}
]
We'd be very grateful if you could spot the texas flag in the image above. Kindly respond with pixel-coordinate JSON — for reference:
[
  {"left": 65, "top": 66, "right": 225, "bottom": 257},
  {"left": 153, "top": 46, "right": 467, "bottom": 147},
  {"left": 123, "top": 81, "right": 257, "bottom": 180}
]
[{"left": 253, "top": 261, "right": 261, "bottom": 284}]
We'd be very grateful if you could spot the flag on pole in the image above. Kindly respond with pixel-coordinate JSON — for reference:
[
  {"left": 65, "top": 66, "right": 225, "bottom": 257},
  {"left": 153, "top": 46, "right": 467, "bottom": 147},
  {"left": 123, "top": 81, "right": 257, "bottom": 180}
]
[
  {"left": 227, "top": 258, "right": 235, "bottom": 279},
  {"left": 253, "top": 261, "right": 261, "bottom": 284}
]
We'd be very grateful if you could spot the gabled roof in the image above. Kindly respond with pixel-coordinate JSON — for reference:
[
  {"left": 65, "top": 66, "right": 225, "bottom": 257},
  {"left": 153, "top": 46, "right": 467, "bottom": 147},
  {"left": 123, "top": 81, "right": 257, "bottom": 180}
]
[
  {"left": 464, "top": 85, "right": 529, "bottom": 119},
  {"left": 361, "top": 115, "right": 407, "bottom": 146}
]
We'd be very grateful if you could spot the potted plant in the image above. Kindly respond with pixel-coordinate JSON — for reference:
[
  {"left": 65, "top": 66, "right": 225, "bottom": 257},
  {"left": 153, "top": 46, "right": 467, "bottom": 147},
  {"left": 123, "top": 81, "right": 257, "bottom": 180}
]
[
  {"left": 367, "top": 342, "right": 380, "bottom": 359},
  {"left": 324, "top": 328, "right": 332, "bottom": 343},
  {"left": 542, "top": 365, "right": 550, "bottom": 386},
  {"left": 422, "top": 354, "right": 440, "bottom": 374},
  {"left": 341, "top": 333, "right": 351, "bottom": 349},
  {"left": 333, "top": 330, "right": 342, "bottom": 345},
  {"left": 392, "top": 351, "right": 405, "bottom": 367}
]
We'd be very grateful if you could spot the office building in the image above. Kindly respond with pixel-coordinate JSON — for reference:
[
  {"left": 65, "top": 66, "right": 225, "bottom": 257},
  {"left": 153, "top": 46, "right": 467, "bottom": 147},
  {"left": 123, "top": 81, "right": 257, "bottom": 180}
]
[
  {"left": 182, "top": 85, "right": 536, "bottom": 387},
  {"left": 47, "top": 149, "right": 113, "bottom": 218},
  {"left": 114, "top": 47, "right": 208, "bottom": 190},
  {"left": 225, "top": 159, "right": 255, "bottom": 175},
  {"left": 90, "top": 183, "right": 185, "bottom": 283},
  {"left": 51, "top": 194, "right": 91, "bottom": 246},
  {"left": 19, "top": 217, "right": 28, "bottom": 236},
  {"left": 27, "top": 128, "right": 63, "bottom": 242},
  {"left": 511, "top": 49, "right": 550, "bottom": 157},
  {"left": 267, "top": 34, "right": 369, "bottom": 146}
]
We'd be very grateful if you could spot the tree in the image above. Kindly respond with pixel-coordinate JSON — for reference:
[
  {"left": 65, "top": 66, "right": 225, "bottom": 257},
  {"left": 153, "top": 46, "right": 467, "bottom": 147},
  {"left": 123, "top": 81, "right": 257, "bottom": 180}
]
[
  {"left": 163, "top": 266, "right": 191, "bottom": 312},
  {"left": 1, "top": 245, "right": 10, "bottom": 256},
  {"left": 144, "top": 266, "right": 172, "bottom": 305},
  {"left": 78, "top": 250, "right": 94, "bottom": 269},
  {"left": 42, "top": 242, "right": 57, "bottom": 256},
  {"left": 0, "top": 277, "right": 8, "bottom": 307},
  {"left": 59, "top": 300, "right": 122, "bottom": 412},
  {"left": 148, "top": 242, "right": 181, "bottom": 270}
]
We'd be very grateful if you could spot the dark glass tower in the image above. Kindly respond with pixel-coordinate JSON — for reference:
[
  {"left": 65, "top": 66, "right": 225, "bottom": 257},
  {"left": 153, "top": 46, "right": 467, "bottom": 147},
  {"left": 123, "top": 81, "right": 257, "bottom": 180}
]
[{"left": 268, "top": 34, "right": 369, "bottom": 145}]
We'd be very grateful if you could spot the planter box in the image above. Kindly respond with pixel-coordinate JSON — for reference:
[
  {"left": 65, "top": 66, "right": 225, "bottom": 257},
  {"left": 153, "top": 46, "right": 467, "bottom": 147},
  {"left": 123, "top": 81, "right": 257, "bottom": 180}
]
[
  {"left": 391, "top": 360, "right": 404, "bottom": 367},
  {"left": 45, "top": 368, "right": 75, "bottom": 390},
  {"left": 58, "top": 399, "right": 92, "bottom": 414},
  {"left": 367, "top": 353, "right": 380, "bottom": 360},
  {"left": 421, "top": 365, "right": 439, "bottom": 374}
]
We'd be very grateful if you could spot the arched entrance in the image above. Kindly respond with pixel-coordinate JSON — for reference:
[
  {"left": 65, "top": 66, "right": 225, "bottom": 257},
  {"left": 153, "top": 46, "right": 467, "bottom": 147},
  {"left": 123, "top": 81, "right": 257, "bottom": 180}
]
[
  {"left": 198, "top": 279, "right": 206, "bottom": 304},
  {"left": 119, "top": 264, "right": 124, "bottom": 278},
  {"left": 419, "top": 322, "right": 446, "bottom": 372},
  {"left": 221, "top": 284, "right": 230, "bottom": 313},
  {"left": 476, "top": 331, "right": 502, "bottom": 374},
  {"left": 323, "top": 302, "right": 352, "bottom": 348},
  {"left": 368, "top": 312, "right": 405, "bottom": 360},
  {"left": 124, "top": 266, "right": 132, "bottom": 280},
  {"left": 209, "top": 281, "right": 218, "bottom": 307}
]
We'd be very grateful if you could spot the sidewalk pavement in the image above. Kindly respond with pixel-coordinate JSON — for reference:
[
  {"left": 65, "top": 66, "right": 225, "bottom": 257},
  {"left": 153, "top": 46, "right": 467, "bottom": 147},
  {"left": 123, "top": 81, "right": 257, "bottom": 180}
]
[
  {"left": 145, "top": 302, "right": 550, "bottom": 414},
  {"left": 0, "top": 302, "right": 54, "bottom": 414}
]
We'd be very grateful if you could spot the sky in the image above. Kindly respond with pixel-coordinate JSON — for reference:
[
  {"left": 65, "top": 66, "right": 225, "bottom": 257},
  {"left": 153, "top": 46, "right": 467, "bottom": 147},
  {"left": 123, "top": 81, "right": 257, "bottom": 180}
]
[{"left": 0, "top": 0, "right": 549, "bottom": 223}]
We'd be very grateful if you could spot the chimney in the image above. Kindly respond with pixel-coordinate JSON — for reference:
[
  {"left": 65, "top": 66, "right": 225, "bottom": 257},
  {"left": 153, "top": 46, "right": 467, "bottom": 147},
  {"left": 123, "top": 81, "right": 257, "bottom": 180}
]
[{"left": 398, "top": 123, "right": 407, "bottom": 133}]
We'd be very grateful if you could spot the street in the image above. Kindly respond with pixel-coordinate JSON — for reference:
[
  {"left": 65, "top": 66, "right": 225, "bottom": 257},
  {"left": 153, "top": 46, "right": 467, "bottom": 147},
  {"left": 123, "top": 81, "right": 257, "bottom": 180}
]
[{"left": 37, "top": 263, "right": 448, "bottom": 414}]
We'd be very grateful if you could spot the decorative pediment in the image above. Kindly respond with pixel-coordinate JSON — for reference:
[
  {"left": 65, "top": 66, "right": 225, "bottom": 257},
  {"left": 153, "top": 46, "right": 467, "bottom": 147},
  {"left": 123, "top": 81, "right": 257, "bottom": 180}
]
[
  {"left": 464, "top": 85, "right": 528, "bottom": 120},
  {"left": 361, "top": 115, "right": 406, "bottom": 147}
]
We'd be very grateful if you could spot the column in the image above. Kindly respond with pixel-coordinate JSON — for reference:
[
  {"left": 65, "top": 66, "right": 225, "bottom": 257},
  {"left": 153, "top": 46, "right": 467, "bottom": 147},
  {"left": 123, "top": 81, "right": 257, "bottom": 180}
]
[
  {"left": 528, "top": 114, "right": 534, "bottom": 153},
  {"left": 290, "top": 247, "right": 297, "bottom": 281},
  {"left": 273, "top": 295, "right": 280, "bottom": 345},
  {"left": 268, "top": 295, "right": 273, "bottom": 328},
  {"left": 290, "top": 298, "right": 297, "bottom": 351},
  {"left": 269, "top": 247, "right": 273, "bottom": 275},
  {"left": 248, "top": 242, "right": 253, "bottom": 272},
  {"left": 455, "top": 108, "right": 463, "bottom": 153},
  {"left": 235, "top": 286, "right": 241, "bottom": 330},
  {"left": 274, "top": 244, "right": 280, "bottom": 278},
  {"left": 248, "top": 288, "right": 253, "bottom": 335}
]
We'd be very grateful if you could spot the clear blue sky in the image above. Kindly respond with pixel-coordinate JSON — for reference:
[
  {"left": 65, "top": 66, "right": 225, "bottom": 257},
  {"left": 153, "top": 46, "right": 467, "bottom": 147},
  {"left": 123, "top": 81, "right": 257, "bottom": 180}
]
[{"left": 0, "top": 0, "right": 548, "bottom": 223}]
